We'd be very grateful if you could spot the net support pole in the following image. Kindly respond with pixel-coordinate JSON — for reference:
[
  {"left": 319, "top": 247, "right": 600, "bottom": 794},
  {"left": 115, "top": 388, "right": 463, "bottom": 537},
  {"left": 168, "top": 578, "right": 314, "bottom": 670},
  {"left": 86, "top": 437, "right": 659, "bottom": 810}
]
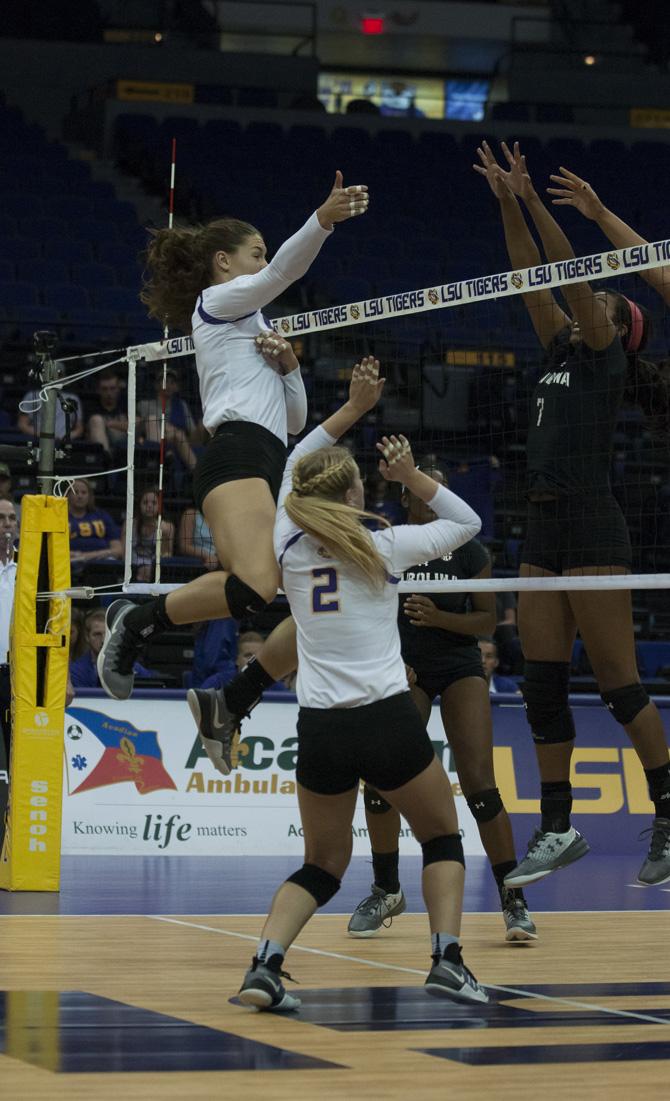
[{"left": 123, "top": 353, "right": 137, "bottom": 589}]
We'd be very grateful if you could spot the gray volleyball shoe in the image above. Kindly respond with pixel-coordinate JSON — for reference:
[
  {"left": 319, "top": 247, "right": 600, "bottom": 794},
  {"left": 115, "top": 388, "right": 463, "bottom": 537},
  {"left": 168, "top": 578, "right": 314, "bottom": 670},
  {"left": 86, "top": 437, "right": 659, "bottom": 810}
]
[
  {"left": 501, "top": 888, "right": 538, "bottom": 942},
  {"left": 425, "top": 944, "right": 489, "bottom": 1004},
  {"left": 187, "top": 686, "right": 242, "bottom": 775},
  {"left": 97, "top": 599, "right": 143, "bottom": 700},
  {"left": 503, "top": 827, "right": 590, "bottom": 887},
  {"left": 637, "top": 817, "right": 670, "bottom": 885},
  {"left": 238, "top": 955, "right": 301, "bottom": 1012},
  {"left": 347, "top": 885, "right": 406, "bottom": 937}
]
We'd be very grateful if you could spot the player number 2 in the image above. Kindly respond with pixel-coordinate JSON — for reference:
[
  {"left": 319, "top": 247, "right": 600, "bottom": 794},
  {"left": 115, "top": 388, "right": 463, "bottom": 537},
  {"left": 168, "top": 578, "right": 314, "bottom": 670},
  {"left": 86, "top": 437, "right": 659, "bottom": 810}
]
[
  {"left": 536, "top": 396, "right": 545, "bottom": 426},
  {"left": 311, "top": 567, "right": 340, "bottom": 613}
]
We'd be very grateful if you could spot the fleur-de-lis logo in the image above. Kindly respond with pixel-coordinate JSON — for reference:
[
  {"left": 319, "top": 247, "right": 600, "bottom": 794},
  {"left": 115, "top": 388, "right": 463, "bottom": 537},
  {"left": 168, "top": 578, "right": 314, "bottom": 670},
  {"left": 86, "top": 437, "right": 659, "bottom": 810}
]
[
  {"left": 116, "top": 736, "right": 144, "bottom": 775},
  {"left": 428, "top": 289, "right": 439, "bottom": 305},
  {"left": 511, "top": 272, "right": 524, "bottom": 289},
  {"left": 280, "top": 319, "right": 291, "bottom": 333},
  {"left": 606, "top": 253, "right": 620, "bottom": 270},
  {"left": 350, "top": 304, "right": 361, "bottom": 320}
]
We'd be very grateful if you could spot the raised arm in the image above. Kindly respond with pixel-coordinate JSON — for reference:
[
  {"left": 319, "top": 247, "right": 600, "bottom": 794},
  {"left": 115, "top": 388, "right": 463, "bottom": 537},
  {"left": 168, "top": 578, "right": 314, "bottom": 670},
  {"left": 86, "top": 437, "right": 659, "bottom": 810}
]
[
  {"left": 496, "top": 142, "right": 616, "bottom": 351},
  {"left": 374, "top": 437, "right": 481, "bottom": 573},
  {"left": 474, "top": 141, "right": 569, "bottom": 348},
  {"left": 276, "top": 357, "right": 384, "bottom": 512},
  {"left": 547, "top": 167, "right": 670, "bottom": 307},
  {"left": 201, "top": 172, "right": 368, "bottom": 319}
]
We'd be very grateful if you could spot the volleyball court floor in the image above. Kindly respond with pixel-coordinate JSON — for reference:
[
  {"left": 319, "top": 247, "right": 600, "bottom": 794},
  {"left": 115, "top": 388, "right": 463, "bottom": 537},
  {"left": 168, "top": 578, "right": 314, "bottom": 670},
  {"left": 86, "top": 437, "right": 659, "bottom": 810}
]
[{"left": 0, "top": 851, "right": 668, "bottom": 1100}]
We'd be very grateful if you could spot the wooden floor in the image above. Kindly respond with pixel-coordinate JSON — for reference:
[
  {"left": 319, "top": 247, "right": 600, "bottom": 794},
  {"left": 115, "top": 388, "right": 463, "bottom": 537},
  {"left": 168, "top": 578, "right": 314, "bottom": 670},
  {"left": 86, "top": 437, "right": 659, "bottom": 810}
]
[{"left": 1, "top": 910, "right": 669, "bottom": 1100}]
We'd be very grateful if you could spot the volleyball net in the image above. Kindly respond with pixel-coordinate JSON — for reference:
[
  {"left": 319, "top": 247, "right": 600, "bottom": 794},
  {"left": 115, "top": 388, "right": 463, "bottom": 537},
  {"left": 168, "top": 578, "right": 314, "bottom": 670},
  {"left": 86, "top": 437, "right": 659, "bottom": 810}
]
[{"left": 22, "top": 235, "right": 670, "bottom": 606}]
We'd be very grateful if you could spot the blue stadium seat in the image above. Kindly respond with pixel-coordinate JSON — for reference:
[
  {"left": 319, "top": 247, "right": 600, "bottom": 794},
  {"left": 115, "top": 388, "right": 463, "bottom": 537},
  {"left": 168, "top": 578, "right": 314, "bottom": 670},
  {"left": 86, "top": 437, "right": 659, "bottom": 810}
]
[
  {"left": 0, "top": 195, "right": 44, "bottom": 219},
  {"left": 42, "top": 284, "right": 90, "bottom": 313},
  {"left": 72, "top": 262, "right": 117, "bottom": 288},
  {"left": 544, "top": 137, "right": 586, "bottom": 166},
  {"left": 536, "top": 104, "right": 574, "bottom": 124},
  {"left": 83, "top": 179, "right": 118, "bottom": 205},
  {"left": 0, "top": 237, "right": 41, "bottom": 262},
  {"left": 0, "top": 260, "right": 15, "bottom": 281},
  {"left": 98, "top": 241, "right": 139, "bottom": 267},
  {"left": 70, "top": 218, "right": 119, "bottom": 243},
  {"left": 0, "top": 213, "right": 16, "bottom": 238},
  {"left": 44, "top": 239, "right": 94, "bottom": 264},
  {"left": 47, "top": 196, "right": 94, "bottom": 221},
  {"left": 0, "top": 281, "right": 39, "bottom": 309},
  {"left": 325, "top": 276, "right": 372, "bottom": 303},
  {"left": 91, "top": 286, "right": 141, "bottom": 314},
  {"left": 18, "top": 217, "right": 68, "bottom": 242},
  {"left": 490, "top": 102, "right": 531, "bottom": 122},
  {"left": 115, "top": 263, "right": 143, "bottom": 288},
  {"left": 17, "top": 260, "right": 70, "bottom": 285},
  {"left": 12, "top": 305, "right": 61, "bottom": 341}
]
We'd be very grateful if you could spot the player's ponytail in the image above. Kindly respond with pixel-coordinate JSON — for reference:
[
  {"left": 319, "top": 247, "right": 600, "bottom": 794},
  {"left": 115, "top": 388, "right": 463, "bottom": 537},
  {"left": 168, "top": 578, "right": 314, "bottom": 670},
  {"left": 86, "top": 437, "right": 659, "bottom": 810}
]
[
  {"left": 140, "top": 217, "right": 260, "bottom": 334},
  {"left": 285, "top": 447, "right": 390, "bottom": 589},
  {"left": 605, "top": 292, "right": 670, "bottom": 437}
]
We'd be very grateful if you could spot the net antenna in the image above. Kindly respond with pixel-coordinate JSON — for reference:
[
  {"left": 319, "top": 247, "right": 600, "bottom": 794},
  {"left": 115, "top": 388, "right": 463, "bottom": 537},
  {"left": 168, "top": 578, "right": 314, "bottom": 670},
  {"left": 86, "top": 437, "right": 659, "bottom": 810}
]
[{"left": 153, "top": 138, "right": 176, "bottom": 585}]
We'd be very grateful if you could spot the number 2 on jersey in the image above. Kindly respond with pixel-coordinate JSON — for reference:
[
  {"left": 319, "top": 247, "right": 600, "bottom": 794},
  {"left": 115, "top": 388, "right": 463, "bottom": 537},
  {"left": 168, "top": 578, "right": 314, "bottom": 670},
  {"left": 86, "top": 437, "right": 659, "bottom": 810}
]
[
  {"left": 536, "top": 396, "right": 545, "bottom": 426},
  {"left": 311, "top": 567, "right": 340, "bottom": 613}
]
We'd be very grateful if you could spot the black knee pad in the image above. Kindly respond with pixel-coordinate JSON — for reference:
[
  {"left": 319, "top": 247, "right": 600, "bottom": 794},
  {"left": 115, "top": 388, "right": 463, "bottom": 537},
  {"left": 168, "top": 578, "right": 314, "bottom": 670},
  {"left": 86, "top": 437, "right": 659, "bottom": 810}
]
[
  {"left": 466, "top": 788, "right": 504, "bottom": 823},
  {"left": 601, "top": 682, "right": 650, "bottom": 725},
  {"left": 522, "top": 660, "right": 576, "bottom": 745},
  {"left": 364, "top": 784, "right": 393, "bottom": 815},
  {"left": 421, "top": 833, "right": 465, "bottom": 869},
  {"left": 225, "top": 573, "right": 270, "bottom": 620},
  {"left": 286, "top": 863, "right": 341, "bottom": 907}
]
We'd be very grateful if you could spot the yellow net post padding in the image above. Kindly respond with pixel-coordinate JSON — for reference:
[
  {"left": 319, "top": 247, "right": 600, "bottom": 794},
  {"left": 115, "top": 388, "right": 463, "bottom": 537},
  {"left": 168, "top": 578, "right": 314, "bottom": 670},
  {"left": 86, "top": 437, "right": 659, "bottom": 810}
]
[{"left": 0, "top": 496, "right": 70, "bottom": 891}]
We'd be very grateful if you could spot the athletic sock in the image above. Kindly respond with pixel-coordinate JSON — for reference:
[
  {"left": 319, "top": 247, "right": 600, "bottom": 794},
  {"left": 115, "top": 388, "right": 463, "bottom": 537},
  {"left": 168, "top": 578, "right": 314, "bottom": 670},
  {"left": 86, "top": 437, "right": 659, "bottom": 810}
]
[
  {"left": 372, "top": 849, "right": 400, "bottom": 895},
  {"left": 256, "top": 938, "right": 285, "bottom": 965},
  {"left": 492, "top": 860, "right": 524, "bottom": 903},
  {"left": 431, "top": 932, "right": 459, "bottom": 958},
  {"left": 540, "top": 780, "right": 572, "bottom": 834},
  {"left": 125, "top": 593, "right": 173, "bottom": 640},
  {"left": 224, "top": 657, "right": 275, "bottom": 718},
  {"left": 644, "top": 761, "right": 670, "bottom": 819}
]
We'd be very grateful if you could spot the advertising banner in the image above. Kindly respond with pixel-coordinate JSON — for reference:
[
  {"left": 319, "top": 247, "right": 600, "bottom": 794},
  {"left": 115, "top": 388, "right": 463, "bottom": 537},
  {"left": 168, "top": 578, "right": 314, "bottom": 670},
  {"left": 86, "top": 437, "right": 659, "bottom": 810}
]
[{"left": 60, "top": 694, "right": 664, "bottom": 858}]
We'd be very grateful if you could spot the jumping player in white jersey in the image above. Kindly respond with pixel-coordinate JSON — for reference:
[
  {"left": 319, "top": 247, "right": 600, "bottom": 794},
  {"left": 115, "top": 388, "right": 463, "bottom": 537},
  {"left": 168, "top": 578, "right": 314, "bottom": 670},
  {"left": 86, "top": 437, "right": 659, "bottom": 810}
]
[
  {"left": 97, "top": 172, "right": 369, "bottom": 719},
  {"left": 229, "top": 358, "right": 488, "bottom": 1011}
]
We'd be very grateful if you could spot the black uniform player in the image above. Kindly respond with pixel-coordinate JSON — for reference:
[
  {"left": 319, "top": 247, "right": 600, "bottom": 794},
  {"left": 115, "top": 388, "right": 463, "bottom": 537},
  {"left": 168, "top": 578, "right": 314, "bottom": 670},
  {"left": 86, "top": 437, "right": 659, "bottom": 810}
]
[
  {"left": 348, "top": 469, "right": 537, "bottom": 943},
  {"left": 474, "top": 140, "right": 670, "bottom": 888}
]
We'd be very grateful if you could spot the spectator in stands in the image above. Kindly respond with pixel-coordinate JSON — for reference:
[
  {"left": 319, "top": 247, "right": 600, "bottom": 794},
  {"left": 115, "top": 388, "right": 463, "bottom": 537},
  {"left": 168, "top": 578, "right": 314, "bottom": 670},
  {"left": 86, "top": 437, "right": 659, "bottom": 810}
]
[
  {"left": 67, "top": 479, "right": 123, "bottom": 575},
  {"left": 0, "top": 465, "right": 20, "bottom": 523},
  {"left": 478, "top": 638, "right": 519, "bottom": 694},
  {"left": 87, "top": 369, "right": 129, "bottom": 455},
  {"left": 177, "top": 506, "right": 218, "bottom": 570},
  {"left": 69, "top": 606, "right": 88, "bottom": 663},
  {"left": 236, "top": 630, "right": 265, "bottom": 670},
  {"left": 69, "top": 609, "right": 153, "bottom": 689},
  {"left": 17, "top": 387, "right": 83, "bottom": 445},
  {"left": 120, "top": 489, "right": 175, "bottom": 582},
  {"left": 365, "top": 472, "right": 406, "bottom": 525},
  {"left": 137, "top": 366, "right": 199, "bottom": 472},
  {"left": 191, "top": 618, "right": 238, "bottom": 690}
]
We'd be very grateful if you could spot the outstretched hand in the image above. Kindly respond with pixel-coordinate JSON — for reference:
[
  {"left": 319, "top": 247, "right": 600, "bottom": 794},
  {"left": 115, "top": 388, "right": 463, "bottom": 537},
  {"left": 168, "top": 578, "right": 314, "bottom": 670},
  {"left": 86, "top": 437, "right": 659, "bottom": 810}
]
[
  {"left": 472, "top": 140, "right": 510, "bottom": 200},
  {"left": 348, "top": 356, "right": 385, "bottom": 413},
  {"left": 317, "top": 170, "right": 369, "bottom": 229},
  {"left": 547, "top": 167, "right": 605, "bottom": 220},
  {"left": 376, "top": 434, "right": 415, "bottom": 484}
]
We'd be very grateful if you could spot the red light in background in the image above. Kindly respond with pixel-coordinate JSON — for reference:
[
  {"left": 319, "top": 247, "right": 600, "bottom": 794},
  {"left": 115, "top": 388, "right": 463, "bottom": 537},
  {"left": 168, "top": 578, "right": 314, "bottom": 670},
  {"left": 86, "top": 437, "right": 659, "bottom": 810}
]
[{"left": 361, "top": 16, "right": 384, "bottom": 35}]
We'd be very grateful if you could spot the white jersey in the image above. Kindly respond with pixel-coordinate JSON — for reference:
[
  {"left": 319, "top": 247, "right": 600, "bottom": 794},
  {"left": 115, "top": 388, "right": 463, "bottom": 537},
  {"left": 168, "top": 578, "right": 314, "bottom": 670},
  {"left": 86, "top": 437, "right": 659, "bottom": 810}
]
[
  {"left": 192, "top": 211, "right": 332, "bottom": 441},
  {"left": 274, "top": 426, "right": 482, "bottom": 709}
]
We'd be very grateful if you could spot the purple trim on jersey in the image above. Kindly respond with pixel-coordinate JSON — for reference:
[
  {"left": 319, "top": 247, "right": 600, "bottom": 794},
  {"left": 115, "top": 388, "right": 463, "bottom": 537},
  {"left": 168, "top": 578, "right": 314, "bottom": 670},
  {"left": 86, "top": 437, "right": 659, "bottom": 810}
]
[
  {"left": 278, "top": 530, "right": 305, "bottom": 566},
  {"left": 387, "top": 574, "right": 401, "bottom": 584},
  {"left": 196, "top": 296, "right": 257, "bottom": 326}
]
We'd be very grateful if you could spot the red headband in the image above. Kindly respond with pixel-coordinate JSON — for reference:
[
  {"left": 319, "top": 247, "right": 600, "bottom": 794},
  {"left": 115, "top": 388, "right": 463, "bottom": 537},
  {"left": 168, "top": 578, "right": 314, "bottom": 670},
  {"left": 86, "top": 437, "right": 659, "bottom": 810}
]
[{"left": 622, "top": 297, "right": 644, "bottom": 354}]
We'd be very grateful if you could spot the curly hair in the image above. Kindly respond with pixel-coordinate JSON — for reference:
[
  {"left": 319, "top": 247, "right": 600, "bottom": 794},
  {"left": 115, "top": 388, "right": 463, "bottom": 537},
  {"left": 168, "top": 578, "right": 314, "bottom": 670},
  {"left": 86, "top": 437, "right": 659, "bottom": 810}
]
[
  {"left": 139, "top": 218, "right": 260, "bottom": 334},
  {"left": 285, "top": 446, "right": 390, "bottom": 589},
  {"left": 605, "top": 292, "right": 670, "bottom": 437}
]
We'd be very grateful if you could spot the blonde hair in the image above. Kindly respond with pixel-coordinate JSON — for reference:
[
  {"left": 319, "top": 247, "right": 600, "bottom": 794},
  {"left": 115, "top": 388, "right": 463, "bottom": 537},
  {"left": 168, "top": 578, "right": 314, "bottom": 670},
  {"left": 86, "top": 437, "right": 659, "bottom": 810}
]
[{"left": 284, "top": 446, "right": 389, "bottom": 589}]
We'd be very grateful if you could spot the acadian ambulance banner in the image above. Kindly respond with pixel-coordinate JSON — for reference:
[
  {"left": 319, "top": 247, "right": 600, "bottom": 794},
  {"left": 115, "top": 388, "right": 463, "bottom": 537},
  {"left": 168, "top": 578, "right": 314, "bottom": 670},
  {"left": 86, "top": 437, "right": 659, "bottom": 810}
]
[{"left": 60, "top": 695, "right": 662, "bottom": 857}]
